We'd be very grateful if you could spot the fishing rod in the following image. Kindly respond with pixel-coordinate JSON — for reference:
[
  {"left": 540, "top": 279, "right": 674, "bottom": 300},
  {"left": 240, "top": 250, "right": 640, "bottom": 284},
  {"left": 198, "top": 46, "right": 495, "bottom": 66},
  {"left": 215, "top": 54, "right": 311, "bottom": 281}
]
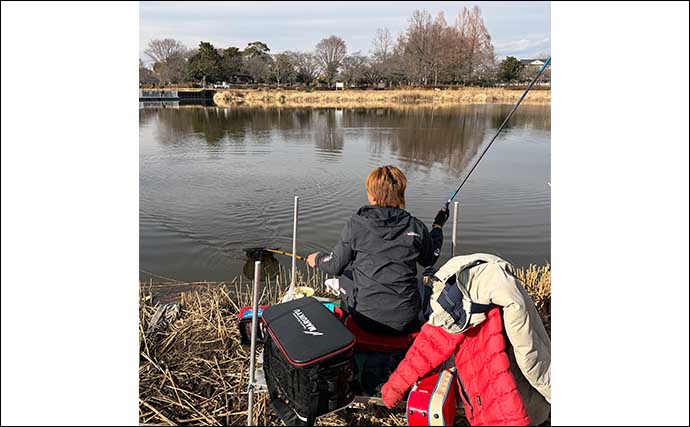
[
  {"left": 266, "top": 248, "right": 307, "bottom": 262},
  {"left": 446, "top": 57, "right": 551, "bottom": 205},
  {"left": 243, "top": 247, "right": 307, "bottom": 262}
]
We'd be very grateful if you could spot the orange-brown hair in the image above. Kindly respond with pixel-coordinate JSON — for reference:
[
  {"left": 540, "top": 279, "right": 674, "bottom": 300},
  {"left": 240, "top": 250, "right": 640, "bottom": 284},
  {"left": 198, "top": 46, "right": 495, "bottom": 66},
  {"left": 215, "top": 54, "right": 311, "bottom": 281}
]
[{"left": 365, "top": 165, "right": 407, "bottom": 208}]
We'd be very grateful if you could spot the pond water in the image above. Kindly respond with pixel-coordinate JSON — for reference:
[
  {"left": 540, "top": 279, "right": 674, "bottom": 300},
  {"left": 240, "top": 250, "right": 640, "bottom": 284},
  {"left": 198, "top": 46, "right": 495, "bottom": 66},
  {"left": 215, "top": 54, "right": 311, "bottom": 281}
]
[{"left": 140, "top": 104, "right": 550, "bottom": 285}]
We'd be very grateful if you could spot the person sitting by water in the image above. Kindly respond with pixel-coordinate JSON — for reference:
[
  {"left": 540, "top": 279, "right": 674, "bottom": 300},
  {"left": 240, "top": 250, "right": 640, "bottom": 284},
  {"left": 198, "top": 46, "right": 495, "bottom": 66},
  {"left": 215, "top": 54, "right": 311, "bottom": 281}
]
[{"left": 306, "top": 165, "right": 449, "bottom": 335}]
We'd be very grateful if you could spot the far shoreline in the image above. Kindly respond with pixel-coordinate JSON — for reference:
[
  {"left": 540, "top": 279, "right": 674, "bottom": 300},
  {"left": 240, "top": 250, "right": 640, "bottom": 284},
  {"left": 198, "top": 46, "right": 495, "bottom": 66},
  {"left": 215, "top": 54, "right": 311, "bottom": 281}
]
[{"left": 211, "top": 87, "right": 551, "bottom": 109}]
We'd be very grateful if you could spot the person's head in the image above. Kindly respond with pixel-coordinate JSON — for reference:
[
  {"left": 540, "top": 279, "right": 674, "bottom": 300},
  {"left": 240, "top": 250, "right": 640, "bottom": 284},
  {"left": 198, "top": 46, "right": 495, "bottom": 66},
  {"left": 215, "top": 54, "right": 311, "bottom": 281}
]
[{"left": 365, "top": 165, "right": 407, "bottom": 208}]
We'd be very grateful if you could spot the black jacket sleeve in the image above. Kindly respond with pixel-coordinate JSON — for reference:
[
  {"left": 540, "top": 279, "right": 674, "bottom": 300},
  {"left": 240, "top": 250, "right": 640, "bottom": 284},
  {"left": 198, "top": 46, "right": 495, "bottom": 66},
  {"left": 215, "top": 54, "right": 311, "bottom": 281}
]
[
  {"left": 417, "top": 224, "right": 443, "bottom": 267},
  {"left": 316, "top": 220, "right": 354, "bottom": 276}
]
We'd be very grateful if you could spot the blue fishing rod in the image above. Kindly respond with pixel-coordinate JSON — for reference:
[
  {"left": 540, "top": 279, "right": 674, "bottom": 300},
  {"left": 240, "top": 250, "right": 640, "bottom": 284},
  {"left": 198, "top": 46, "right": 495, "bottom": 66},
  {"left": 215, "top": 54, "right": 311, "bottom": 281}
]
[{"left": 446, "top": 57, "right": 551, "bottom": 205}]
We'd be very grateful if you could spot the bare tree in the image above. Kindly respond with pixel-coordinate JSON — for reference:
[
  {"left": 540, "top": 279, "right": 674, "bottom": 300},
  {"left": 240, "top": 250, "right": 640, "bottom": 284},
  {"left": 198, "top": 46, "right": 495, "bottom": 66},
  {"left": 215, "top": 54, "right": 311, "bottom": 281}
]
[
  {"left": 269, "top": 53, "right": 296, "bottom": 85},
  {"left": 153, "top": 56, "right": 187, "bottom": 84},
  {"left": 243, "top": 55, "right": 272, "bottom": 83},
  {"left": 399, "top": 10, "right": 436, "bottom": 85},
  {"left": 139, "top": 59, "right": 159, "bottom": 85},
  {"left": 290, "top": 52, "right": 319, "bottom": 84},
  {"left": 397, "top": 10, "right": 448, "bottom": 85},
  {"left": 340, "top": 53, "right": 370, "bottom": 86},
  {"left": 371, "top": 28, "right": 393, "bottom": 63},
  {"left": 454, "top": 6, "right": 495, "bottom": 84},
  {"left": 315, "top": 35, "right": 347, "bottom": 86},
  {"left": 370, "top": 28, "right": 397, "bottom": 85},
  {"left": 429, "top": 12, "right": 450, "bottom": 85},
  {"left": 144, "top": 38, "right": 188, "bottom": 64},
  {"left": 382, "top": 32, "right": 414, "bottom": 87},
  {"left": 144, "top": 39, "right": 189, "bottom": 84},
  {"left": 391, "top": 7, "right": 496, "bottom": 86}
]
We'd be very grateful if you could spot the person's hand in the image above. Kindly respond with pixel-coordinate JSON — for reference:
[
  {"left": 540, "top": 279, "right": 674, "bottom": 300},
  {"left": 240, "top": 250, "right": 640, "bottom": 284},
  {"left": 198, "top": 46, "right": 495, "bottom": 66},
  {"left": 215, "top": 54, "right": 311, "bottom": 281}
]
[
  {"left": 306, "top": 252, "right": 319, "bottom": 268},
  {"left": 433, "top": 203, "right": 450, "bottom": 228},
  {"left": 381, "top": 381, "right": 405, "bottom": 409}
]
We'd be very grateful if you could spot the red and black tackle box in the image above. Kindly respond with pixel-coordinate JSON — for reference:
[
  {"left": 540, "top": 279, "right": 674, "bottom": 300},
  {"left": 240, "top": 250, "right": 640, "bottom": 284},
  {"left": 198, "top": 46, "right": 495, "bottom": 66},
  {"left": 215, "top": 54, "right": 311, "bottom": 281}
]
[
  {"left": 262, "top": 297, "right": 356, "bottom": 426},
  {"left": 237, "top": 305, "right": 269, "bottom": 344}
]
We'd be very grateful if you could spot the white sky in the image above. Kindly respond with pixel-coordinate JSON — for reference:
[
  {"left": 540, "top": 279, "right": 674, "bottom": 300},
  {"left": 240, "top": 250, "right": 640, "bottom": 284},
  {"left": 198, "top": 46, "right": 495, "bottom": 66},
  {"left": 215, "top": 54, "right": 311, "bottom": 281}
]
[{"left": 140, "top": 1, "right": 550, "bottom": 64}]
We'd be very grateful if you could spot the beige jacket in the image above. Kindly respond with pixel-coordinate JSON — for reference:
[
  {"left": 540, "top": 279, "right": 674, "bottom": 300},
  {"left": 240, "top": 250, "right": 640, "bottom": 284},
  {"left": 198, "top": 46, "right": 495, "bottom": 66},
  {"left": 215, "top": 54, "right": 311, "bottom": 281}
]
[{"left": 428, "top": 254, "right": 551, "bottom": 420}]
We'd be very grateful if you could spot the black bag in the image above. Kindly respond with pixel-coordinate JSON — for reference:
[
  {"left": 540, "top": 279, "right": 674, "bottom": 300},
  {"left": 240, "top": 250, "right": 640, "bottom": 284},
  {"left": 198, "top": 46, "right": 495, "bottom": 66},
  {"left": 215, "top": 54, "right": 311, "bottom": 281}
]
[{"left": 262, "top": 297, "right": 356, "bottom": 426}]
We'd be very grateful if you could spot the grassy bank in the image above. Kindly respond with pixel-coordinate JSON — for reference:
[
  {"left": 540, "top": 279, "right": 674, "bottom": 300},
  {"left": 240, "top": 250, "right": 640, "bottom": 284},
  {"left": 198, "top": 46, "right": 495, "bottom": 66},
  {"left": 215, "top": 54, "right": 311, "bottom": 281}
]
[
  {"left": 139, "top": 264, "right": 550, "bottom": 426},
  {"left": 213, "top": 87, "right": 550, "bottom": 109}
]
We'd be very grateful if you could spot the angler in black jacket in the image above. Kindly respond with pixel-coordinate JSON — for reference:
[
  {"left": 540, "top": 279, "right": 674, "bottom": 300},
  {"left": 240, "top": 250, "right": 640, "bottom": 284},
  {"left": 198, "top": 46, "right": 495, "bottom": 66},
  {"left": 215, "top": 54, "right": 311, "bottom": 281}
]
[{"left": 307, "top": 165, "right": 449, "bottom": 335}]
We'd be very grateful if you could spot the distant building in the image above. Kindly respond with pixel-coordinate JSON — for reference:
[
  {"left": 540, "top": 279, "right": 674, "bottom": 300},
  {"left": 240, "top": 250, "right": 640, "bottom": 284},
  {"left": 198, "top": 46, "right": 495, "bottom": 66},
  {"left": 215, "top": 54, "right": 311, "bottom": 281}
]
[
  {"left": 520, "top": 58, "right": 546, "bottom": 67},
  {"left": 519, "top": 58, "right": 550, "bottom": 84}
]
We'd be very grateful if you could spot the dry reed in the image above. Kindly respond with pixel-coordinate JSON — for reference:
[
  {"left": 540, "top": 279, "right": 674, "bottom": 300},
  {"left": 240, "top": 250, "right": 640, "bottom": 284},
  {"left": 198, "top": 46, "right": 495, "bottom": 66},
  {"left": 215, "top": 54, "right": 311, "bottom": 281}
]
[
  {"left": 213, "top": 87, "right": 550, "bottom": 109},
  {"left": 140, "top": 263, "right": 550, "bottom": 425},
  {"left": 515, "top": 263, "right": 551, "bottom": 333}
]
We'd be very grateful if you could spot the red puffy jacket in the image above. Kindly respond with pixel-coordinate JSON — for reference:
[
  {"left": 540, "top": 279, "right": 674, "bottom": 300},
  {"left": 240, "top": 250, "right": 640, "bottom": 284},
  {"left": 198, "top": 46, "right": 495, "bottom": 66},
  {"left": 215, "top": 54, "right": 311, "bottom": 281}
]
[{"left": 381, "top": 307, "right": 531, "bottom": 426}]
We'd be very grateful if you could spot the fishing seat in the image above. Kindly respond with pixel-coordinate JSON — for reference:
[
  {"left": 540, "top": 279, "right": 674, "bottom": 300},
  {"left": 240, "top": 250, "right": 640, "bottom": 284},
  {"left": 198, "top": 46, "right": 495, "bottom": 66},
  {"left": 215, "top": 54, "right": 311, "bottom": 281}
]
[
  {"left": 344, "top": 316, "right": 418, "bottom": 396},
  {"left": 344, "top": 316, "right": 418, "bottom": 353}
]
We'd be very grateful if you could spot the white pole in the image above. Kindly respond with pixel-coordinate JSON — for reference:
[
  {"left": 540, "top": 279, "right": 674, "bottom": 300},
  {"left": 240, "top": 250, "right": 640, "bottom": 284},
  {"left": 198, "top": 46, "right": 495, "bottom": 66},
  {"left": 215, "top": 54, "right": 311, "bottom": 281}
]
[
  {"left": 247, "top": 260, "right": 262, "bottom": 426},
  {"left": 451, "top": 201, "right": 459, "bottom": 257},
  {"left": 290, "top": 196, "right": 299, "bottom": 295}
]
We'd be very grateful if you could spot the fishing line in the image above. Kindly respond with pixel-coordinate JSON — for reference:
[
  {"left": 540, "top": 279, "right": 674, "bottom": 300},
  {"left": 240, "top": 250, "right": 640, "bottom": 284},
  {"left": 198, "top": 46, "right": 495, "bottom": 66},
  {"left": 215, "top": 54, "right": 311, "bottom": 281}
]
[{"left": 447, "top": 57, "right": 551, "bottom": 204}]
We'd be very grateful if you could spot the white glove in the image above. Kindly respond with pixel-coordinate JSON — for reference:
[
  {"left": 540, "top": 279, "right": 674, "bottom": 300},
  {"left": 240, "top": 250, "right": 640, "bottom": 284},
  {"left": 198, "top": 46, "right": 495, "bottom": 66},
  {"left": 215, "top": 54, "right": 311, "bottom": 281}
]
[{"left": 324, "top": 278, "right": 341, "bottom": 297}]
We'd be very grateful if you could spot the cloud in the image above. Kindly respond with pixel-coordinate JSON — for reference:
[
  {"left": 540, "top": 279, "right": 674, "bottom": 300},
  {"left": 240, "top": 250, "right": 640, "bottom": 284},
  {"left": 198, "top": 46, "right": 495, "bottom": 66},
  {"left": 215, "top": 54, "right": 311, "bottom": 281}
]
[{"left": 494, "top": 36, "right": 551, "bottom": 58}]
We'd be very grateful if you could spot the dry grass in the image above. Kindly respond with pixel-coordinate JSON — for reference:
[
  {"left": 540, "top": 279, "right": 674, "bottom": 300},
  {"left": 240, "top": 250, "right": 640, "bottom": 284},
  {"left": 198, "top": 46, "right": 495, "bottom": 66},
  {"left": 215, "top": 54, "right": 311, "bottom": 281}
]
[
  {"left": 213, "top": 87, "right": 550, "bottom": 109},
  {"left": 139, "top": 263, "right": 550, "bottom": 426},
  {"left": 515, "top": 263, "right": 551, "bottom": 333}
]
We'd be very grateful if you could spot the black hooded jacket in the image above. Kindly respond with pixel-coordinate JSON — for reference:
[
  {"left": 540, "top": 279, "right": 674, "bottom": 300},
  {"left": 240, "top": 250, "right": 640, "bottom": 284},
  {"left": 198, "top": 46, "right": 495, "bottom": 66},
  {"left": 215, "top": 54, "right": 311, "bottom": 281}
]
[{"left": 315, "top": 205, "right": 443, "bottom": 334}]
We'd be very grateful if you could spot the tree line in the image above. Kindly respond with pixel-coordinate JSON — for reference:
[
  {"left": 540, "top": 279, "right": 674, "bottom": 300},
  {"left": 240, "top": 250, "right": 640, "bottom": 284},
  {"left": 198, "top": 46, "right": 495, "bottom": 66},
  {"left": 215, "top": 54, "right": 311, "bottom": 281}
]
[{"left": 139, "top": 7, "right": 549, "bottom": 88}]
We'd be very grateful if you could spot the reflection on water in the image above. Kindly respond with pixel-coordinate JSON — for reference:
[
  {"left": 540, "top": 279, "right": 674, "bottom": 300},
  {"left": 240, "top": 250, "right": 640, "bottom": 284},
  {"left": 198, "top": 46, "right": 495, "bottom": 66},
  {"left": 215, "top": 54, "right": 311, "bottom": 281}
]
[
  {"left": 139, "top": 101, "right": 180, "bottom": 109},
  {"left": 141, "top": 105, "right": 549, "bottom": 163},
  {"left": 140, "top": 105, "right": 550, "bottom": 289},
  {"left": 242, "top": 252, "right": 280, "bottom": 280}
]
